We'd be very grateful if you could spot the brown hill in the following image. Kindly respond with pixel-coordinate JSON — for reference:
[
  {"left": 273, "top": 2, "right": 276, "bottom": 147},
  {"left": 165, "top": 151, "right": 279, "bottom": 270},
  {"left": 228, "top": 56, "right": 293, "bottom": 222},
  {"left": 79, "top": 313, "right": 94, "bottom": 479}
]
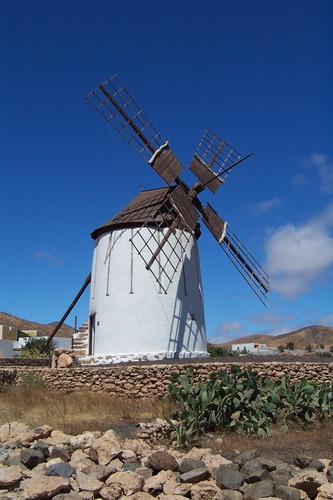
[
  {"left": 47, "top": 321, "right": 75, "bottom": 337},
  {"left": 218, "top": 325, "right": 333, "bottom": 349},
  {"left": 0, "top": 312, "right": 74, "bottom": 338}
]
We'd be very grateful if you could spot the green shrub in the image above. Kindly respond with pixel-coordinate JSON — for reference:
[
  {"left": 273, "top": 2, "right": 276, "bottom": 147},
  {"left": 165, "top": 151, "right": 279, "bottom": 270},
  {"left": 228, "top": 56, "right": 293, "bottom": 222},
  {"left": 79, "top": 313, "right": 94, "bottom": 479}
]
[
  {"left": 166, "top": 367, "right": 333, "bottom": 446},
  {"left": 20, "top": 337, "right": 55, "bottom": 358},
  {"left": 20, "top": 371, "right": 45, "bottom": 388},
  {"left": 17, "top": 330, "right": 29, "bottom": 338},
  {"left": 316, "top": 351, "right": 333, "bottom": 358},
  {"left": 207, "top": 343, "right": 237, "bottom": 357}
]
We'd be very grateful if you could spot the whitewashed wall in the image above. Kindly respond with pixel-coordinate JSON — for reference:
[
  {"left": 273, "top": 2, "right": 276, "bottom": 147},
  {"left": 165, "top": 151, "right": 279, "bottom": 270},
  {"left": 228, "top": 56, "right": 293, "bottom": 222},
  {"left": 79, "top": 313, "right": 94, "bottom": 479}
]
[{"left": 89, "top": 227, "right": 207, "bottom": 360}]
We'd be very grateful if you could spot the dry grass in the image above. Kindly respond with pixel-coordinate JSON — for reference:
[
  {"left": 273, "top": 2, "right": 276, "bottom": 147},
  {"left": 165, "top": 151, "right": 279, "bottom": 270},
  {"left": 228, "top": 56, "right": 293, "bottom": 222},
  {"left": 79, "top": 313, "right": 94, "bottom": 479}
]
[
  {"left": 0, "top": 382, "right": 175, "bottom": 436},
  {"left": 1, "top": 382, "right": 333, "bottom": 460},
  {"left": 200, "top": 421, "right": 333, "bottom": 461}
]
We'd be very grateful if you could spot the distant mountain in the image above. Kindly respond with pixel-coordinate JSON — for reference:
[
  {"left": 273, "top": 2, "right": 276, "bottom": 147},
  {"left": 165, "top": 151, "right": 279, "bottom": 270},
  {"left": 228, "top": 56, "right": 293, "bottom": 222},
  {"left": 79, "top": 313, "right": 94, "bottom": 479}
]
[
  {"left": 218, "top": 325, "right": 333, "bottom": 349},
  {"left": 0, "top": 312, "right": 75, "bottom": 338},
  {"left": 47, "top": 321, "right": 75, "bottom": 337}
]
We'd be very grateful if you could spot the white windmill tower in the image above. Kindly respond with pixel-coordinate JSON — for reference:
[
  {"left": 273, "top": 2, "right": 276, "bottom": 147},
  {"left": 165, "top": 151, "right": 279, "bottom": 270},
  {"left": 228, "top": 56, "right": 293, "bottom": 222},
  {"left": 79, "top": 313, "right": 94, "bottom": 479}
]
[{"left": 80, "top": 75, "right": 269, "bottom": 364}]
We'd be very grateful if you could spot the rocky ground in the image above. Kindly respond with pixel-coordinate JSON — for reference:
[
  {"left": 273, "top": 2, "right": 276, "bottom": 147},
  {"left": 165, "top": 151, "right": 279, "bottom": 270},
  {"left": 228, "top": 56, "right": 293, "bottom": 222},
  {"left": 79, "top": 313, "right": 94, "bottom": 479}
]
[{"left": 1, "top": 419, "right": 333, "bottom": 499}]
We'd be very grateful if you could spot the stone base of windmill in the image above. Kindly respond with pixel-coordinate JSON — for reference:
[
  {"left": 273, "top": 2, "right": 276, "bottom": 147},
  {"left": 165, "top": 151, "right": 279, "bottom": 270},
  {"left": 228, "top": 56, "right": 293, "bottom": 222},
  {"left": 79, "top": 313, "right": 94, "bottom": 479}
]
[{"left": 79, "top": 350, "right": 210, "bottom": 365}]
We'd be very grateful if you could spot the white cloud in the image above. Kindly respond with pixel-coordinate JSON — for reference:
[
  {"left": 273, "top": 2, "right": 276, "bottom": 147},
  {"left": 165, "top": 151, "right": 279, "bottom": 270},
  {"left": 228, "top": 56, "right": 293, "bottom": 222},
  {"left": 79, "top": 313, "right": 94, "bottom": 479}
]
[
  {"left": 218, "top": 320, "right": 243, "bottom": 333},
  {"left": 254, "top": 197, "right": 282, "bottom": 215},
  {"left": 265, "top": 204, "right": 333, "bottom": 298},
  {"left": 291, "top": 172, "right": 307, "bottom": 189},
  {"left": 319, "top": 313, "right": 333, "bottom": 327},
  {"left": 34, "top": 248, "right": 63, "bottom": 267},
  {"left": 210, "top": 320, "right": 244, "bottom": 343},
  {"left": 295, "top": 153, "right": 333, "bottom": 194},
  {"left": 307, "top": 154, "right": 333, "bottom": 194},
  {"left": 247, "top": 311, "right": 295, "bottom": 325}
]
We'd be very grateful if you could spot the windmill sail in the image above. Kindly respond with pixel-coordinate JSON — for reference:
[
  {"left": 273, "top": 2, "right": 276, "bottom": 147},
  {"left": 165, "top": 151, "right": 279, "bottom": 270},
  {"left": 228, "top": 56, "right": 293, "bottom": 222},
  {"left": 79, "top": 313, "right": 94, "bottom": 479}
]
[
  {"left": 201, "top": 203, "right": 269, "bottom": 304},
  {"left": 85, "top": 75, "right": 183, "bottom": 184},
  {"left": 190, "top": 129, "right": 242, "bottom": 193},
  {"left": 130, "top": 185, "right": 199, "bottom": 292}
]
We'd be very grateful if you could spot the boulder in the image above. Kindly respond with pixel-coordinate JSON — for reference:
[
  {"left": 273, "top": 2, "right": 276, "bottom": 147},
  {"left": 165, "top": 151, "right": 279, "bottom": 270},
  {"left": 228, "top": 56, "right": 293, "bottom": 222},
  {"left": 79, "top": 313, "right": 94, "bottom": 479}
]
[
  {"left": 163, "top": 478, "right": 191, "bottom": 497},
  {"left": 241, "top": 460, "right": 271, "bottom": 483},
  {"left": 124, "top": 493, "right": 155, "bottom": 499},
  {"left": 105, "top": 470, "right": 144, "bottom": 496},
  {"left": 81, "top": 461, "right": 121, "bottom": 481},
  {"left": 122, "top": 438, "right": 152, "bottom": 458},
  {"left": 214, "top": 490, "right": 243, "bottom": 500},
  {"left": 294, "top": 455, "right": 326, "bottom": 472},
  {"left": 0, "top": 492, "right": 26, "bottom": 500},
  {"left": 257, "top": 456, "right": 284, "bottom": 472},
  {"left": 147, "top": 450, "right": 179, "bottom": 472},
  {"left": 143, "top": 469, "right": 174, "bottom": 495},
  {"left": 0, "top": 465, "right": 23, "bottom": 487},
  {"left": 20, "top": 448, "right": 45, "bottom": 469},
  {"left": 99, "top": 483, "right": 123, "bottom": 499},
  {"left": 179, "top": 458, "right": 206, "bottom": 473},
  {"left": 32, "top": 440, "right": 50, "bottom": 459},
  {"left": 316, "top": 483, "right": 333, "bottom": 499},
  {"left": 289, "top": 469, "right": 327, "bottom": 499},
  {"left": 235, "top": 449, "right": 258, "bottom": 466},
  {"left": 70, "top": 431, "right": 100, "bottom": 450},
  {"left": 243, "top": 478, "right": 275, "bottom": 500},
  {"left": 53, "top": 494, "right": 93, "bottom": 500},
  {"left": 75, "top": 470, "right": 104, "bottom": 494},
  {"left": 57, "top": 353, "right": 74, "bottom": 368},
  {"left": 90, "top": 429, "right": 122, "bottom": 466},
  {"left": 270, "top": 468, "right": 293, "bottom": 487},
  {"left": 275, "top": 485, "right": 303, "bottom": 500},
  {"left": 49, "top": 445, "right": 71, "bottom": 462},
  {"left": 204, "top": 453, "right": 234, "bottom": 473},
  {"left": 0, "top": 422, "right": 51, "bottom": 446},
  {"left": 179, "top": 466, "right": 210, "bottom": 484},
  {"left": 157, "top": 495, "right": 188, "bottom": 500},
  {"left": 70, "top": 449, "right": 95, "bottom": 471},
  {"left": 136, "top": 466, "right": 153, "bottom": 480},
  {"left": 45, "top": 461, "right": 75, "bottom": 478},
  {"left": 20, "top": 474, "right": 70, "bottom": 499},
  {"left": 46, "top": 430, "right": 73, "bottom": 446},
  {"left": 327, "top": 467, "right": 333, "bottom": 483},
  {"left": 215, "top": 464, "right": 245, "bottom": 490},
  {"left": 190, "top": 479, "right": 221, "bottom": 499}
]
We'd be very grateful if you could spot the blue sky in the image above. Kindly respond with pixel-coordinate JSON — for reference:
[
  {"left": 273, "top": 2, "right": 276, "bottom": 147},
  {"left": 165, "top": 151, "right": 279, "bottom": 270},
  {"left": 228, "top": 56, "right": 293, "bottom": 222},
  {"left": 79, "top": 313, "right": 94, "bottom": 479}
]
[{"left": 1, "top": 0, "right": 333, "bottom": 343}]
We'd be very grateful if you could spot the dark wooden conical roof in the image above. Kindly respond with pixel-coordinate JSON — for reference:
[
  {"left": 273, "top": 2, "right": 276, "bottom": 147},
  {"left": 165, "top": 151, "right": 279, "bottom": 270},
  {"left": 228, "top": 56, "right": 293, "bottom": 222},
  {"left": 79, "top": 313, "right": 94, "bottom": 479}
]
[
  {"left": 91, "top": 187, "right": 173, "bottom": 240},
  {"left": 91, "top": 185, "right": 199, "bottom": 240}
]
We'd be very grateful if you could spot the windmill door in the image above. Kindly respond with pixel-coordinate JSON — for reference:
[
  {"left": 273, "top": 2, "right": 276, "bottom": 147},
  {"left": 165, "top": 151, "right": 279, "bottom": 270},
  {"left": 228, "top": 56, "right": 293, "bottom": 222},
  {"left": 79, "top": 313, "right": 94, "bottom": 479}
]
[{"left": 88, "top": 314, "right": 96, "bottom": 355}]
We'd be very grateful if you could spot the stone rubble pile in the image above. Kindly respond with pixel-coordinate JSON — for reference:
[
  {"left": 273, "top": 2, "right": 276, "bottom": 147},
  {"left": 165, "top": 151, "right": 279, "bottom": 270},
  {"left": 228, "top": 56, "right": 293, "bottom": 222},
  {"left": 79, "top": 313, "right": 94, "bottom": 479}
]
[
  {"left": 0, "top": 420, "right": 333, "bottom": 499},
  {"left": 136, "top": 419, "right": 173, "bottom": 444}
]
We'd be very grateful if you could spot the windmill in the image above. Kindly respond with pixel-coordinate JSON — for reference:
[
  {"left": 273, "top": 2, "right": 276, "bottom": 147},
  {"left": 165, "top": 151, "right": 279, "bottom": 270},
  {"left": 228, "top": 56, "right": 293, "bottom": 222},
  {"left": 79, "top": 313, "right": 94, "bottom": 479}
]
[{"left": 81, "top": 75, "right": 269, "bottom": 363}]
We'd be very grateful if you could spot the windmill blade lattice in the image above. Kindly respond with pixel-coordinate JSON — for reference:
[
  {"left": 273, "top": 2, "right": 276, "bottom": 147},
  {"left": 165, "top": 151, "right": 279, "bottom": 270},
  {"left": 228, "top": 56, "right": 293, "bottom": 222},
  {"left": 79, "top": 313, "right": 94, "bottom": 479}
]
[
  {"left": 85, "top": 75, "right": 183, "bottom": 184},
  {"left": 221, "top": 225, "right": 269, "bottom": 305},
  {"left": 130, "top": 190, "right": 198, "bottom": 293},
  {"left": 201, "top": 203, "right": 269, "bottom": 304},
  {"left": 189, "top": 129, "right": 242, "bottom": 193}
]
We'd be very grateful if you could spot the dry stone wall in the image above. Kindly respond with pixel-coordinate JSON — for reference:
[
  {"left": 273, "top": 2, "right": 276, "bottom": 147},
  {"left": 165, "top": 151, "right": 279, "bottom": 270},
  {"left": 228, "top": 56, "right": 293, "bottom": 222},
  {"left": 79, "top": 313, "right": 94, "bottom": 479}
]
[{"left": 0, "top": 361, "right": 332, "bottom": 397}]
